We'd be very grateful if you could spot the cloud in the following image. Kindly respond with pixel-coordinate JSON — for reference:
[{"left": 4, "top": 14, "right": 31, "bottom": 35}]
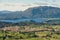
[
  {"left": 0, "top": 3, "right": 60, "bottom": 11},
  {"left": 0, "top": 3, "right": 40, "bottom": 11},
  {"left": 0, "top": 3, "right": 27, "bottom": 11}
]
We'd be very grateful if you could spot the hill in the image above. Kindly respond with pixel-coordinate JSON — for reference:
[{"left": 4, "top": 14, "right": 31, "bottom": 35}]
[{"left": 0, "top": 6, "right": 60, "bottom": 20}]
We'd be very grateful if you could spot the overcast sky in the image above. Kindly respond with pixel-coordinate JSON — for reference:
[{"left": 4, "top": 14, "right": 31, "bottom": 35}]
[
  {"left": 0, "top": 0, "right": 59, "bottom": 4},
  {"left": 0, "top": 0, "right": 60, "bottom": 11}
]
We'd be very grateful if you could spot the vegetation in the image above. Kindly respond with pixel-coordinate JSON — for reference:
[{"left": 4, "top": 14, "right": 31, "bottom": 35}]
[{"left": 0, "top": 24, "right": 60, "bottom": 40}]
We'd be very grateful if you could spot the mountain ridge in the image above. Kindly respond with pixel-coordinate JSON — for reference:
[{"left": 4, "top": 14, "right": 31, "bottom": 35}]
[{"left": 0, "top": 6, "right": 60, "bottom": 20}]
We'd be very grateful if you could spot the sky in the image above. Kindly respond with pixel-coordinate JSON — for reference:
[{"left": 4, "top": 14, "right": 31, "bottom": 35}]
[{"left": 0, "top": 0, "right": 60, "bottom": 11}]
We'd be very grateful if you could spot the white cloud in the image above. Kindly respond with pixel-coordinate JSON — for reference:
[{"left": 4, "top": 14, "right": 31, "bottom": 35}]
[
  {"left": 0, "top": 3, "right": 40, "bottom": 11},
  {"left": 0, "top": 3, "right": 60, "bottom": 11}
]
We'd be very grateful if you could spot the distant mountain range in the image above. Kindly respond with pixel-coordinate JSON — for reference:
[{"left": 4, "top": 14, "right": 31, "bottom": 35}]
[
  {"left": 0, "top": 6, "right": 60, "bottom": 20},
  {"left": 0, "top": 6, "right": 60, "bottom": 27}
]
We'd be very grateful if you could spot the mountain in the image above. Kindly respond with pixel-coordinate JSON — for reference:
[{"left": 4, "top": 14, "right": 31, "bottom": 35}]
[
  {"left": 0, "top": 6, "right": 60, "bottom": 27},
  {"left": 24, "top": 6, "right": 60, "bottom": 18},
  {"left": 0, "top": 6, "right": 60, "bottom": 20},
  {"left": 0, "top": 11, "right": 23, "bottom": 20}
]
